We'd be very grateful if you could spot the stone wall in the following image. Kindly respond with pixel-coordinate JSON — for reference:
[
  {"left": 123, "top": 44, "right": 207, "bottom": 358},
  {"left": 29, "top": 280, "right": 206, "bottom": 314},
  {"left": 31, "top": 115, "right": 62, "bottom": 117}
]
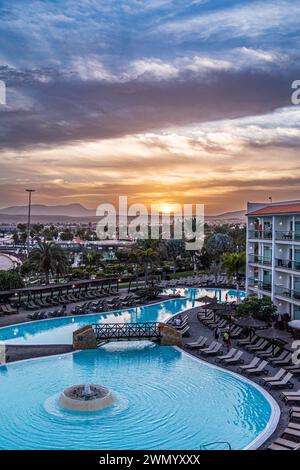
[
  {"left": 158, "top": 323, "right": 182, "bottom": 346},
  {"left": 73, "top": 325, "right": 97, "bottom": 350}
]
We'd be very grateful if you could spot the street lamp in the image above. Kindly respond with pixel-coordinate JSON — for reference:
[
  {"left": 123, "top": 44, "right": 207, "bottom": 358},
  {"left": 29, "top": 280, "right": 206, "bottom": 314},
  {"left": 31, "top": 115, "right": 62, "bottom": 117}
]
[{"left": 26, "top": 189, "right": 35, "bottom": 254}]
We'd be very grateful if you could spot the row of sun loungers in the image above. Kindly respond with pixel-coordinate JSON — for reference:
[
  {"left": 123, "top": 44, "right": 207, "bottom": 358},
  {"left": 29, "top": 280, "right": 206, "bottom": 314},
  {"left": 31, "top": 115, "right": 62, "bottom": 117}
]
[
  {"left": 27, "top": 294, "right": 142, "bottom": 319},
  {"left": 186, "top": 311, "right": 300, "bottom": 450},
  {"left": 171, "top": 314, "right": 190, "bottom": 336},
  {"left": 159, "top": 274, "right": 240, "bottom": 289},
  {"left": 268, "top": 407, "right": 300, "bottom": 450},
  {"left": 197, "top": 311, "right": 243, "bottom": 339},
  {"left": 23, "top": 287, "right": 119, "bottom": 311},
  {"left": 0, "top": 304, "right": 17, "bottom": 316}
]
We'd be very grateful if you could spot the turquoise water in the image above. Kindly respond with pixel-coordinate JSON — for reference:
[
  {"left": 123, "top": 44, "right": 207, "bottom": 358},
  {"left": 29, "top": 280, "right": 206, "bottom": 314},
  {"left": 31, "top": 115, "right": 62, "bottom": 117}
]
[
  {"left": 0, "top": 288, "right": 245, "bottom": 345},
  {"left": 0, "top": 343, "right": 272, "bottom": 450},
  {"left": 0, "top": 287, "right": 274, "bottom": 450}
]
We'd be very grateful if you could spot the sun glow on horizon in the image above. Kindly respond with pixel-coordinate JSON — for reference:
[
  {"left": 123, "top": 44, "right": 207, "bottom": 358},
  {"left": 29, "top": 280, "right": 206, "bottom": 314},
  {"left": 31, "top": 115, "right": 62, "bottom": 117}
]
[{"left": 158, "top": 203, "right": 181, "bottom": 214}]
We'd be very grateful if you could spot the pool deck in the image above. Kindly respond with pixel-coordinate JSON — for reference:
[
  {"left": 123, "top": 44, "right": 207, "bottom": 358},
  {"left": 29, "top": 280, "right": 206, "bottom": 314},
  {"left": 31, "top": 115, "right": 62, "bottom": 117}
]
[
  {"left": 177, "top": 305, "right": 300, "bottom": 450},
  {"left": 0, "top": 291, "right": 299, "bottom": 450}
]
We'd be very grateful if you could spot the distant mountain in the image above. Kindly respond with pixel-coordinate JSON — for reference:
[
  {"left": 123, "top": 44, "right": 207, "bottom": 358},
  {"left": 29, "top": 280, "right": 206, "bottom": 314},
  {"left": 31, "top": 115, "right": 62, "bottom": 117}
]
[
  {"left": 207, "top": 210, "right": 246, "bottom": 220},
  {"left": 0, "top": 204, "right": 246, "bottom": 225},
  {"left": 0, "top": 204, "right": 95, "bottom": 217}
]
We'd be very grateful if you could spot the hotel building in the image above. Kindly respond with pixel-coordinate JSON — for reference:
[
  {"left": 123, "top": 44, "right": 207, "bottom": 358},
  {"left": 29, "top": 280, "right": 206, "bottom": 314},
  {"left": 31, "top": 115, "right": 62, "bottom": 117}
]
[{"left": 246, "top": 200, "right": 300, "bottom": 320}]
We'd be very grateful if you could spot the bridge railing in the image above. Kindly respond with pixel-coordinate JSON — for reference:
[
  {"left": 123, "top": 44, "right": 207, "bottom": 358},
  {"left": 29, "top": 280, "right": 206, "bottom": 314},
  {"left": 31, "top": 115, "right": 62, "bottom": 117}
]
[{"left": 92, "top": 322, "right": 161, "bottom": 341}]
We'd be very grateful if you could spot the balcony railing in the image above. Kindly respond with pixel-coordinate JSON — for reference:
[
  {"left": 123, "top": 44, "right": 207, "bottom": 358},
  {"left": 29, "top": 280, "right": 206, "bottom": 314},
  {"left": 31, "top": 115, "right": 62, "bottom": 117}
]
[
  {"left": 248, "top": 254, "right": 272, "bottom": 266},
  {"left": 275, "top": 231, "right": 300, "bottom": 242},
  {"left": 275, "top": 285, "right": 300, "bottom": 301},
  {"left": 248, "top": 278, "right": 272, "bottom": 292},
  {"left": 276, "top": 259, "right": 300, "bottom": 271},
  {"left": 248, "top": 230, "right": 272, "bottom": 240}
]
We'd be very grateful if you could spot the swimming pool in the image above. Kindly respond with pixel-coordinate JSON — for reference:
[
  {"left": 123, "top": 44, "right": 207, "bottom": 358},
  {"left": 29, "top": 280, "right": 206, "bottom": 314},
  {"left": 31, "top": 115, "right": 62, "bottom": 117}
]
[
  {"left": 0, "top": 342, "right": 278, "bottom": 450},
  {"left": 0, "top": 288, "right": 245, "bottom": 345},
  {"left": 0, "top": 287, "right": 278, "bottom": 450}
]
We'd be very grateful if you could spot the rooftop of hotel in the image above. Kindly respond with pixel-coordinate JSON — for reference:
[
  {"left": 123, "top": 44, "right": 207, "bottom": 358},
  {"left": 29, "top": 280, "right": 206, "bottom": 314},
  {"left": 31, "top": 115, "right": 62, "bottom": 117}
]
[{"left": 247, "top": 200, "right": 300, "bottom": 217}]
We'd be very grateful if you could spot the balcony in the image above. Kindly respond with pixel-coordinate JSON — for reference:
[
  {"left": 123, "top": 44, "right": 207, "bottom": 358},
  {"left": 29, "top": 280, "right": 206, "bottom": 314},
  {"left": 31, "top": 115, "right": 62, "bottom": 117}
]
[
  {"left": 248, "top": 230, "right": 272, "bottom": 240},
  {"left": 275, "top": 285, "right": 300, "bottom": 301},
  {"left": 248, "top": 254, "right": 272, "bottom": 266},
  {"left": 276, "top": 259, "right": 300, "bottom": 272},
  {"left": 275, "top": 231, "right": 300, "bottom": 242},
  {"left": 248, "top": 278, "right": 272, "bottom": 292}
]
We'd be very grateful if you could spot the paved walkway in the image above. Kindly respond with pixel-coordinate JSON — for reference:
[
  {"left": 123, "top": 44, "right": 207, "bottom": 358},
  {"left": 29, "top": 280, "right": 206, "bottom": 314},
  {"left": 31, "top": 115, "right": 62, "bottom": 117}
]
[{"left": 175, "top": 306, "right": 300, "bottom": 449}]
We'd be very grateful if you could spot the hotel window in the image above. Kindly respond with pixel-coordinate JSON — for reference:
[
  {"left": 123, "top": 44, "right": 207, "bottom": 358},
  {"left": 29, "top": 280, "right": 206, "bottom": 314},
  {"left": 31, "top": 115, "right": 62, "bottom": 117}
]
[
  {"left": 294, "top": 306, "right": 300, "bottom": 320},
  {"left": 295, "top": 220, "right": 300, "bottom": 241}
]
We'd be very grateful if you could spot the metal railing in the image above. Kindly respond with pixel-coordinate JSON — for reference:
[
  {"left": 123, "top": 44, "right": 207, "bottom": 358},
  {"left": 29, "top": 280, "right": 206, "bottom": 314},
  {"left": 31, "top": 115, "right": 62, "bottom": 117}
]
[
  {"left": 248, "top": 278, "right": 272, "bottom": 292},
  {"left": 93, "top": 322, "right": 161, "bottom": 343},
  {"left": 248, "top": 230, "right": 272, "bottom": 240},
  {"left": 248, "top": 254, "right": 272, "bottom": 266},
  {"left": 276, "top": 258, "right": 300, "bottom": 271},
  {"left": 275, "top": 286, "right": 300, "bottom": 301},
  {"left": 275, "top": 231, "right": 300, "bottom": 242}
]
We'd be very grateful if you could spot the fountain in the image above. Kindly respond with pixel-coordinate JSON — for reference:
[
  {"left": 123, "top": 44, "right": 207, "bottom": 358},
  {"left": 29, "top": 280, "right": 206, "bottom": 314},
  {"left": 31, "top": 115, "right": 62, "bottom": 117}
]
[{"left": 58, "top": 384, "right": 114, "bottom": 412}]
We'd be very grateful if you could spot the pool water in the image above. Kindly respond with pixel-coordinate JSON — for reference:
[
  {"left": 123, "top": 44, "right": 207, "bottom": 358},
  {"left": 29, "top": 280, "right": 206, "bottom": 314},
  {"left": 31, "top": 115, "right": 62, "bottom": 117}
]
[
  {"left": 0, "top": 287, "right": 277, "bottom": 450},
  {"left": 0, "top": 343, "right": 275, "bottom": 450},
  {"left": 0, "top": 288, "right": 245, "bottom": 345}
]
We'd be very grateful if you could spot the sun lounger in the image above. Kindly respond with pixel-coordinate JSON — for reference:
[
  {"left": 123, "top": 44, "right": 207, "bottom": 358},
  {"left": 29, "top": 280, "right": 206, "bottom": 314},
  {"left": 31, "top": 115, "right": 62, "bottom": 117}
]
[
  {"left": 269, "top": 350, "right": 290, "bottom": 364},
  {"left": 283, "top": 427, "right": 300, "bottom": 438},
  {"left": 199, "top": 341, "right": 217, "bottom": 354},
  {"left": 247, "top": 340, "right": 269, "bottom": 352},
  {"left": 237, "top": 357, "right": 260, "bottom": 372},
  {"left": 230, "top": 327, "right": 243, "bottom": 339},
  {"left": 268, "top": 437, "right": 300, "bottom": 450},
  {"left": 244, "top": 360, "right": 268, "bottom": 376},
  {"left": 186, "top": 336, "right": 204, "bottom": 348},
  {"left": 266, "top": 372, "right": 294, "bottom": 390},
  {"left": 272, "top": 353, "right": 292, "bottom": 367},
  {"left": 257, "top": 346, "right": 280, "bottom": 359},
  {"left": 245, "top": 337, "right": 264, "bottom": 350},
  {"left": 179, "top": 325, "right": 190, "bottom": 336},
  {"left": 260, "top": 368, "right": 286, "bottom": 384},
  {"left": 237, "top": 334, "right": 258, "bottom": 346},
  {"left": 224, "top": 350, "right": 244, "bottom": 365},
  {"left": 201, "top": 343, "right": 222, "bottom": 356},
  {"left": 215, "top": 348, "right": 236, "bottom": 363},
  {"left": 186, "top": 337, "right": 208, "bottom": 350},
  {"left": 285, "top": 366, "right": 300, "bottom": 375},
  {"left": 281, "top": 388, "right": 300, "bottom": 401}
]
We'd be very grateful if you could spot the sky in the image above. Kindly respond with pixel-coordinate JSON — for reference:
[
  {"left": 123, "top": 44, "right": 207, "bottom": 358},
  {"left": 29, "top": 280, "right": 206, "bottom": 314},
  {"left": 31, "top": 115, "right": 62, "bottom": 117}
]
[{"left": 0, "top": 0, "right": 300, "bottom": 214}]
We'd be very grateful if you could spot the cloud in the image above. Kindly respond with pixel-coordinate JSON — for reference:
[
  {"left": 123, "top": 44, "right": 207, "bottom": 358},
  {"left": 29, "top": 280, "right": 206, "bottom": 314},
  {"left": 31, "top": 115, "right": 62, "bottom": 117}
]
[
  {"left": 1, "top": 105, "right": 300, "bottom": 212},
  {"left": 154, "top": 1, "right": 300, "bottom": 43}
]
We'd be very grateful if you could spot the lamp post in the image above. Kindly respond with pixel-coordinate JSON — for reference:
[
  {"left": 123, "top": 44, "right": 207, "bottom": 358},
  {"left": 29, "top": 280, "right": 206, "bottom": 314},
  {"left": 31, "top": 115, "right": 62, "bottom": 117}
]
[{"left": 26, "top": 189, "right": 35, "bottom": 255}]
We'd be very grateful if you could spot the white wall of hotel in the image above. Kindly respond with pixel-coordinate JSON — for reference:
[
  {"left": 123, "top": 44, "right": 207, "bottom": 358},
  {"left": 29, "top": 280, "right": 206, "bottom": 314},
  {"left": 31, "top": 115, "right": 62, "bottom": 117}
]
[{"left": 246, "top": 200, "right": 300, "bottom": 320}]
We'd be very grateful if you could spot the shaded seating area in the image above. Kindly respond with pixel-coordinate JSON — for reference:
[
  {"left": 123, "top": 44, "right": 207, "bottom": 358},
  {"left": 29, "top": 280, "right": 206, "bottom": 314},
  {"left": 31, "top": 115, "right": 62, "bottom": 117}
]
[{"left": 0, "top": 277, "right": 164, "bottom": 322}]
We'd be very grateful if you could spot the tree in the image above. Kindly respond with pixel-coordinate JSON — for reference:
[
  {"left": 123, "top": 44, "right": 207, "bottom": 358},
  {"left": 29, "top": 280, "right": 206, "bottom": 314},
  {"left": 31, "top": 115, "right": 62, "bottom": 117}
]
[
  {"left": 206, "top": 233, "right": 235, "bottom": 261},
  {"left": 28, "top": 242, "right": 69, "bottom": 284},
  {"left": 0, "top": 270, "right": 24, "bottom": 290},
  {"left": 221, "top": 252, "right": 246, "bottom": 300},
  {"left": 132, "top": 247, "right": 158, "bottom": 285},
  {"left": 209, "top": 260, "right": 220, "bottom": 285},
  {"left": 236, "top": 294, "right": 277, "bottom": 322},
  {"left": 161, "top": 240, "right": 185, "bottom": 275},
  {"left": 83, "top": 251, "right": 103, "bottom": 272},
  {"left": 60, "top": 229, "right": 74, "bottom": 241}
]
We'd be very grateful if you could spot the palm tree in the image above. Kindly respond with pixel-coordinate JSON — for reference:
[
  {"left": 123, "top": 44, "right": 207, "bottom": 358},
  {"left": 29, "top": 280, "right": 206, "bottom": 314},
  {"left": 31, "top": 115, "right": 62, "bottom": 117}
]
[
  {"left": 221, "top": 252, "right": 246, "bottom": 302},
  {"left": 28, "top": 242, "right": 69, "bottom": 284},
  {"left": 133, "top": 247, "right": 158, "bottom": 285}
]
